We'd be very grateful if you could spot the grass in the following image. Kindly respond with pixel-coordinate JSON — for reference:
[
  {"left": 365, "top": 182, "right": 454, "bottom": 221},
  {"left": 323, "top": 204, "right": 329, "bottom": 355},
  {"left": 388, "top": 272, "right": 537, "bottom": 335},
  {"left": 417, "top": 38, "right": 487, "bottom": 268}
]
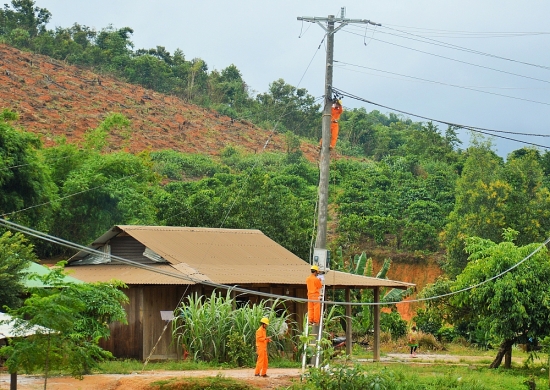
[
  {"left": 149, "top": 374, "right": 258, "bottom": 390},
  {"left": 54, "top": 341, "right": 550, "bottom": 389}
]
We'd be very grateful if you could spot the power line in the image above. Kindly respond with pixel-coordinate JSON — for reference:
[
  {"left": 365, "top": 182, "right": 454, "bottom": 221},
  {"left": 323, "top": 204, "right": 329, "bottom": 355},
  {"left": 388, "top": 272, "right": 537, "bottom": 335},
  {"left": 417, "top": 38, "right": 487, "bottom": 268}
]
[
  {"left": 335, "top": 61, "right": 550, "bottom": 91},
  {"left": 335, "top": 60, "right": 550, "bottom": 108},
  {"left": 378, "top": 25, "right": 550, "bottom": 71},
  {"left": 378, "top": 24, "right": 550, "bottom": 38},
  {"left": 341, "top": 28, "right": 550, "bottom": 85},
  {"left": 332, "top": 87, "right": 550, "bottom": 149},
  {"left": 344, "top": 24, "right": 550, "bottom": 71},
  {"left": 1, "top": 173, "right": 140, "bottom": 217}
]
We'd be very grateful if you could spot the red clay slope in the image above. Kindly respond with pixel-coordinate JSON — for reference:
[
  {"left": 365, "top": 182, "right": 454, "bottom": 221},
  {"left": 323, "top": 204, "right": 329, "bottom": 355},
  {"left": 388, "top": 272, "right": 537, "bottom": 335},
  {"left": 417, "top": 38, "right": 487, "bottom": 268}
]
[{"left": 0, "top": 44, "right": 320, "bottom": 160}]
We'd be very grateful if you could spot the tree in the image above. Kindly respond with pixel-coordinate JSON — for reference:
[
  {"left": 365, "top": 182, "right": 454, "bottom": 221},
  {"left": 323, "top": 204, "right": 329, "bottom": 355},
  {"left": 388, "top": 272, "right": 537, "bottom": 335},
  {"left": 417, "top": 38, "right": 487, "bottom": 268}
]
[
  {"left": 0, "top": 231, "right": 35, "bottom": 309},
  {"left": 253, "top": 79, "right": 320, "bottom": 138},
  {"left": 0, "top": 264, "right": 128, "bottom": 388},
  {"left": 449, "top": 229, "right": 550, "bottom": 368},
  {"left": 0, "top": 0, "right": 51, "bottom": 37},
  {"left": 503, "top": 149, "right": 550, "bottom": 245},
  {"left": 442, "top": 140, "right": 507, "bottom": 276},
  {"left": 0, "top": 109, "right": 57, "bottom": 234}
]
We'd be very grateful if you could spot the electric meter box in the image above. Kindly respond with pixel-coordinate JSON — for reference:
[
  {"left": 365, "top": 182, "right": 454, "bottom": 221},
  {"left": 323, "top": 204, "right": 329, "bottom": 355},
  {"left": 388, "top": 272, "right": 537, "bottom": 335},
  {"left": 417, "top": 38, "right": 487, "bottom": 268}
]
[{"left": 312, "top": 248, "right": 330, "bottom": 272}]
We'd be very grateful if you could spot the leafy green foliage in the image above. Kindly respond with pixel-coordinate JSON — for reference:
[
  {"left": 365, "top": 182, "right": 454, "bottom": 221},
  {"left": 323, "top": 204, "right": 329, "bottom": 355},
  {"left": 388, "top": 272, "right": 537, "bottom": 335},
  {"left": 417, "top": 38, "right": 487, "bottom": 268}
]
[
  {"left": 172, "top": 291, "right": 291, "bottom": 364},
  {"left": 305, "top": 364, "right": 396, "bottom": 390},
  {"left": 0, "top": 264, "right": 128, "bottom": 383},
  {"left": 381, "top": 310, "right": 408, "bottom": 340},
  {"left": 449, "top": 230, "right": 550, "bottom": 366},
  {"left": 0, "top": 0, "right": 50, "bottom": 38},
  {"left": 156, "top": 152, "right": 315, "bottom": 259},
  {"left": 0, "top": 109, "right": 57, "bottom": 234},
  {"left": 0, "top": 231, "right": 35, "bottom": 309},
  {"left": 443, "top": 141, "right": 550, "bottom": 276},
  {"left": 335, "top": 156, "right": 457, "bottom": 252},
  {"left": 226, "top": 331, "right": 254, "bottom": 367}
]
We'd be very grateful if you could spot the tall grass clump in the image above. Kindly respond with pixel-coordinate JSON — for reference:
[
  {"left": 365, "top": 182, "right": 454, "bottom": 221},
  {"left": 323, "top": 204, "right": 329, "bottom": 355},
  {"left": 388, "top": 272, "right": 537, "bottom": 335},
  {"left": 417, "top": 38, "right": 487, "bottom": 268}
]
[{"left": 172, "top": 290, "right": 292, "bottom": 365}]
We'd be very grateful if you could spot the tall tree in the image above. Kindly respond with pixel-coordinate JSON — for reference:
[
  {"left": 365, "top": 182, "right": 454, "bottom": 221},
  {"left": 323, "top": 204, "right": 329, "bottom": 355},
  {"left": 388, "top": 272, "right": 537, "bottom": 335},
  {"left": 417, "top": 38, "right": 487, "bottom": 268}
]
[
  {"left": 0, "top": 109, "right": 57, "bottom": 233},
  {"left": 450, "top": 229, "right": 550, "bottom": 368},
  {"left": 0, "top": 0, "right": 50, "bottom": 37},
  {"left": 0, "top": 231, "right": 35, "bottom": 309},
  {"left": 443, "top": 140, "right": 507, "bottom": 275}
]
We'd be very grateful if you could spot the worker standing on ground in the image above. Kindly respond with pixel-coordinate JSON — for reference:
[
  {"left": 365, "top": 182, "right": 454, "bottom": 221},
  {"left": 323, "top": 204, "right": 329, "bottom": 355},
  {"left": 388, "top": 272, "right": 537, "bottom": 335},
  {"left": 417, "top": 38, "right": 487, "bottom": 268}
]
[
  {"left": 254, "top": 317, "right": 271, "bottom": 377},
  {"left": 306, "top": 265, "right": 323, "bottom": 325},
  {"left": 408, "top": 326, "right": 419, "bottom": 358}
]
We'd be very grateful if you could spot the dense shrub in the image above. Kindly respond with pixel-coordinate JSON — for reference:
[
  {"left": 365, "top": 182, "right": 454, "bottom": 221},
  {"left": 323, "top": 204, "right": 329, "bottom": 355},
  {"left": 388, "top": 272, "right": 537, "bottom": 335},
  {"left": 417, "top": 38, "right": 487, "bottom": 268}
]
[{"left": 381, "top": 311, "right": 408, "bottom": 340}]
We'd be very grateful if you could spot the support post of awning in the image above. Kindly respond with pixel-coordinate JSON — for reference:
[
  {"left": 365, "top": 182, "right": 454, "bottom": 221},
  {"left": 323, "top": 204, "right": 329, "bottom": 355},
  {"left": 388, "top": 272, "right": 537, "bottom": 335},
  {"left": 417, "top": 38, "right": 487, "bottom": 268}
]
[
  {"left": 373, "top": 287, "right": 380, "bottom": 361},
  {"left": 345, "top": 288, "right": 352, "bottom": 356}
]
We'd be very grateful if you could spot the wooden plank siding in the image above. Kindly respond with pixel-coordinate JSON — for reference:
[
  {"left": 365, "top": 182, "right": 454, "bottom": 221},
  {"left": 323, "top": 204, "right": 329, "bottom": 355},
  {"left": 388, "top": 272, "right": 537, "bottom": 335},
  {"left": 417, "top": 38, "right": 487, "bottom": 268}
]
[
  {"left": 100, "top": 285, "right": 193, "bottom": 360},
  {"left": 100, "top": 287, "right": 143, "bottom": 359}
]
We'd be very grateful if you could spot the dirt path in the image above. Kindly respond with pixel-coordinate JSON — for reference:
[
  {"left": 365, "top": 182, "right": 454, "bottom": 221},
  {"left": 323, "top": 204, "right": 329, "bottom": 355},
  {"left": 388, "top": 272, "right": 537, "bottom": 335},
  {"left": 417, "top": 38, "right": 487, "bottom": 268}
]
[
  {"left": 0, "top": 354, "right": 514, "bottom": 389},
  {"left": 0, "top": 368, "right": 302, "bottom": 390}
]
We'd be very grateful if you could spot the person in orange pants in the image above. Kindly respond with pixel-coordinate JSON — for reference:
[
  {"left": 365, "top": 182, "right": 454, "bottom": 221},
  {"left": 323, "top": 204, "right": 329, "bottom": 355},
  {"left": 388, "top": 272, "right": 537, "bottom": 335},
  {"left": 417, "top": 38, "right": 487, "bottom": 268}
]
[
  {"left": 319, "top": 99, "right": 344, "bottom": 151},
  {"left": 306, "top": 265, "right": 323, "bottom": 325},
  {"left": 330, "top": 99, "right": 343, "bottom": 150},
  {"left": 254, "top": 317, "right": 271, "bottom": 377}
]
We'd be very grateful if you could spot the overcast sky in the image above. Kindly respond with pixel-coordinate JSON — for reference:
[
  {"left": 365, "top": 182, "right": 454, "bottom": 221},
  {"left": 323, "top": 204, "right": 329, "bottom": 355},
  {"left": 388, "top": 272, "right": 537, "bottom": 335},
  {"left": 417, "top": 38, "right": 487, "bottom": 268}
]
[{"left": 37, "top": 0, "right": 550, "bottom": 158}]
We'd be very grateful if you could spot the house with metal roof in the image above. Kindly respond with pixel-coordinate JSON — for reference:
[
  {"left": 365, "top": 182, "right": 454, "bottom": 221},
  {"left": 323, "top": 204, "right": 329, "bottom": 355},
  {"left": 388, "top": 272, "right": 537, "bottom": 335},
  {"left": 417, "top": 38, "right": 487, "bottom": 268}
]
[{"left": 67, "top": 225, "right": 414, "bottom": 361}]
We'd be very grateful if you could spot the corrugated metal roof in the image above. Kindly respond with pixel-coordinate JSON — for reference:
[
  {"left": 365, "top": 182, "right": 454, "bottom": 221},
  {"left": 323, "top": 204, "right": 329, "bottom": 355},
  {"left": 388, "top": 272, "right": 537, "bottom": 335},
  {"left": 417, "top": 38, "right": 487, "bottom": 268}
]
[
  {"left": 67, "top": 225, "right": 414, "bottom": 289},
  {"left": 0, "top": 312, "right": 53, "bottom": 339},
  {"left": 65, "top": 264, "right": 194, "bottom": 285}
]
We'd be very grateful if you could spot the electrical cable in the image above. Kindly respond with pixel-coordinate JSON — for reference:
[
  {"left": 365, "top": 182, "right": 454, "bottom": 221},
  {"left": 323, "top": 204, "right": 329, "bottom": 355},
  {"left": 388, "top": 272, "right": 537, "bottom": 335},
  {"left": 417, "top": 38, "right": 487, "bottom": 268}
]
[
  {"left": 341, "top": 28, "right": 550, "bottom": 85},
  {"left": 344, "top": 23, "right": 550, "bottom": 70},
  {"left": 332, "top": 87, "right": 550, "bottom": 149},
  {"left": 1, "top": 173, "right": 140, "bottom": 217},
  {"left": 376, "top": 24, "right": 550, "bottom": 38},
  {"left": 335, "top": 60, "right": 550, "bottom": 108},
  {"left": 296, "top": 35, "right": 325, "bottom": 87},
  {"left": 335, "top": 61, "right": 550, "bottom": 91},
  {"left": 378, "top": 25, "right": 550, "bottom": 71},
  {"left": 1, "top": 217, "right": 548, "bottom": 307}
]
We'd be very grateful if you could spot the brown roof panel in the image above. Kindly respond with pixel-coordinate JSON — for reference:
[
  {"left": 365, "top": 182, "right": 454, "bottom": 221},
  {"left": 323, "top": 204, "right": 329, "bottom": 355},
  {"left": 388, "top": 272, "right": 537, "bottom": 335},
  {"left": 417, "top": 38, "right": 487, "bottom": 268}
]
[{"left": 65, "top": 264, "right": 195, "bottom": 285}]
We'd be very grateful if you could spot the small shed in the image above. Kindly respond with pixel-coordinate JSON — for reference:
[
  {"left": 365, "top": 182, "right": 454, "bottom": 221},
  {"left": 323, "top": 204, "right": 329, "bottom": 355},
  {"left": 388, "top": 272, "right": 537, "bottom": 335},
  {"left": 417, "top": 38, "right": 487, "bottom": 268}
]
[{"left": 67, "top": 225, "right": 414, "bottom": 361}]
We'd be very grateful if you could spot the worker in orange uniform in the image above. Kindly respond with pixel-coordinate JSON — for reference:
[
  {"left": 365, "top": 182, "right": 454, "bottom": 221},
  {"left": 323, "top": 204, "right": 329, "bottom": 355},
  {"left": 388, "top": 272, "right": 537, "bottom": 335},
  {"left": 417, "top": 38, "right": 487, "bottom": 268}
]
[
  {"left": 330, "top": 98, "right": 343, "bottom": 150},
  {"left": 306, "top": 265, "right": 323, "bottom": 325},
  {"left": 254, "top": 317, "right": 271, "bottom": 377},
  {"left": 319, "top": 98, "right": 344, "bottom": 151}
]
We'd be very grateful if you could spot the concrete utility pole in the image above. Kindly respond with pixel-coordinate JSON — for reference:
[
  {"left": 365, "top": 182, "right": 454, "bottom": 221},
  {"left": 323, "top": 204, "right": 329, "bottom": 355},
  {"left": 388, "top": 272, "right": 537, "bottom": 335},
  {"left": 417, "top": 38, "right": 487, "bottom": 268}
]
[
  {"left": 297, "top": 9, "right": 380, "bottom": 252},
  {"left": 298, "top": 9, "right": 381, "bottom": 368}
]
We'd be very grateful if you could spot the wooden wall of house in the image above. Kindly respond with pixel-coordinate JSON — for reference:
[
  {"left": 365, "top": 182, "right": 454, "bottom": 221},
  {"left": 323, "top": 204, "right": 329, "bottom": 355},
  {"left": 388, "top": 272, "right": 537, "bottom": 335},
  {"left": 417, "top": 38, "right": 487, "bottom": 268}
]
[
  {"left": 100, "top": 285, "right": 195, "bottom": 360},
  {"left": 141, "top": 285, "right": 193, "bottom": 361},
  {"left": 100, "top": 287, "right": 143, "bottom": 359}
]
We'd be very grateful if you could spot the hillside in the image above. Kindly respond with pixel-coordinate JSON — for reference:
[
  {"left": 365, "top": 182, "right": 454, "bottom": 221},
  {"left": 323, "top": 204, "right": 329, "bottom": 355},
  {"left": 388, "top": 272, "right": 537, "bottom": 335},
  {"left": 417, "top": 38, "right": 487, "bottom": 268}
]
[
  {"left": 0, "top": 44, "right": 320, "bottom": 160},
  {"left": 0, "top": 43, "right": 443, "bottom": 319}
]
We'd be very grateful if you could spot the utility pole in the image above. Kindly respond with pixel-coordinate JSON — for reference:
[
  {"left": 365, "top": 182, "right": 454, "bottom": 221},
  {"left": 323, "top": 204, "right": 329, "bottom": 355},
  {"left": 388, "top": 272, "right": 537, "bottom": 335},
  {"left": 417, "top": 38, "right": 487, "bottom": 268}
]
[
  {"left": 298, "top": 8, "right": 380, "bottom": 369},
  {"left": 298, "top": 9, "right": 380, "bottom": 253}
]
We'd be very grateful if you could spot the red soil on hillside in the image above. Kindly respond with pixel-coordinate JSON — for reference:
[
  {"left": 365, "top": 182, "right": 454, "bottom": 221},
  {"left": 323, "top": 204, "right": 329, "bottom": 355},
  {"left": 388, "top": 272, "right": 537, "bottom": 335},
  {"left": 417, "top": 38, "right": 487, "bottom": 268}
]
[{"left": 0, "top": 44, "right": 320, "bottom": 161}]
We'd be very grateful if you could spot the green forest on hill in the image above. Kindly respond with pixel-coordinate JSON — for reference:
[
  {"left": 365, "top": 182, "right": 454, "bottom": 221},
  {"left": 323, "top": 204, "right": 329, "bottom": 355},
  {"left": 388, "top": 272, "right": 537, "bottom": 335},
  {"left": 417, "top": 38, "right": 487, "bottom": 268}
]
[{"left": 3, "top": 0, "right": 550, "bottom": 368}]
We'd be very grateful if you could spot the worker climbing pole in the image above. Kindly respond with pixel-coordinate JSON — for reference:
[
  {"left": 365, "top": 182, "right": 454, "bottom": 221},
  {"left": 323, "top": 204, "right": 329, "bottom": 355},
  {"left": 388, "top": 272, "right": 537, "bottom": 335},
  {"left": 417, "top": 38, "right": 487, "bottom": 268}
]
[
  {"left": 297, "top": 9, "right": 380, "bottom": 370},
  {"left": 318, "top": 93, "right": 344, "bottom": 151},
  {"left": 302, "top": 250, "right": 330, "bottom": 369}
]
